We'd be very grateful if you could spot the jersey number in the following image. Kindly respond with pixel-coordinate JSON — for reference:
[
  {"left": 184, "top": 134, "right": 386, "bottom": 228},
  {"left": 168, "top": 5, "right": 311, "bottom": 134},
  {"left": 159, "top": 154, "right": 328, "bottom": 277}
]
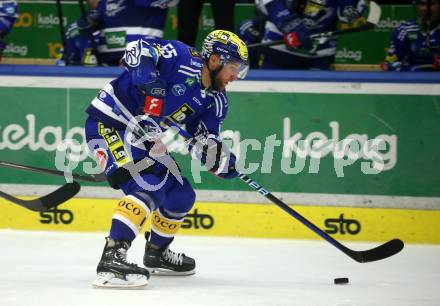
[{"left": 159, "top": 43, "right": 178, "bottom": 58}]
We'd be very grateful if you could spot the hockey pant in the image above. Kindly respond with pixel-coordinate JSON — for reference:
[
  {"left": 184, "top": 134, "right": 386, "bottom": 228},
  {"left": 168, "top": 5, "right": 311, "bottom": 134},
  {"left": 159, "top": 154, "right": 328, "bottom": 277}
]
[{"left": 85, "top": 117, "right": 196, "bottom": 247}]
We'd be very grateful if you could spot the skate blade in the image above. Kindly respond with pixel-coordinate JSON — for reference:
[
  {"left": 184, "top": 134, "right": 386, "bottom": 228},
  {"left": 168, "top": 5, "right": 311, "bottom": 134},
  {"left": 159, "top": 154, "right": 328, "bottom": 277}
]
[
  {"left": 92, "top": 272, "right": 148, "bottom": 289},
  {"left": 147, "top": 267, "right": 196, "bottom": 276}
]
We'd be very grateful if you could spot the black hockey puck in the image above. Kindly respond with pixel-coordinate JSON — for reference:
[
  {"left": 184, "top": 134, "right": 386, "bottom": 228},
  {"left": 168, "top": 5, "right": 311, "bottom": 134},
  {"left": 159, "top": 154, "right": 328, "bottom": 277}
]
[{"left": 334, "top": 277, "right": 349, "bottom": 284}]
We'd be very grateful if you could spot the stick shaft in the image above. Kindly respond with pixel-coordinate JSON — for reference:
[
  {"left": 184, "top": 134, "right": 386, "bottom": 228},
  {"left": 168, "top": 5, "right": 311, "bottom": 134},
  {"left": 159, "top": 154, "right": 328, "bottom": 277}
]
[
  {"left": 0, "top": 160, "right": 105, "bottom": 182},
  {"left": 164, "top": 119, "right": 404, "bottom": 263},
  {"left": 247, "top": 23, "right": 374, "bottom": 49}
]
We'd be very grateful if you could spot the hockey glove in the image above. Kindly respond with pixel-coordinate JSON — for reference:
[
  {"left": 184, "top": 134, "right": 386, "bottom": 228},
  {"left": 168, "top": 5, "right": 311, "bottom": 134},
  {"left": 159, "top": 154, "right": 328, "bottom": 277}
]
[
  {"left": 137, "top": 79, "right": 166, "bottom": 117},
  {"left": 238, "top": 18, "right": 265, "bottom": 44},
  {"left": 338, "top": 2, "right": 367, "bottom": 25},
  {"left": 77, "top": 10, "right": 101, "bottom": 34},
  {"left": 189, "top": 136, "right": 238, "bottom": 180},
  {"left": 280, "top": 17, "right": 311, "bottom": 50}
]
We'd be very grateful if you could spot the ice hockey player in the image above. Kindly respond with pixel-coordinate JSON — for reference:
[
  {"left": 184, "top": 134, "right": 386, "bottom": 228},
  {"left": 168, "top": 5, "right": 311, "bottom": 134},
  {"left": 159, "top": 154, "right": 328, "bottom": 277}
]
[
  {"left": 84, "top": 29, "right": 249, "bottom": 288},
  {"left": 384, "top": 0, "right": 440, "bottom": 71},
  {"left": 63, "top": 0, "right": 100, "bottom": 66},
  {"left": 63, "top": 0, "right": 178, "bottom": 66},
  {"left": 0, "top": 0, "right": 18, "bottom": 63},
  {"left": 250, "top": 0, "right": 367, "bottom": 69}
]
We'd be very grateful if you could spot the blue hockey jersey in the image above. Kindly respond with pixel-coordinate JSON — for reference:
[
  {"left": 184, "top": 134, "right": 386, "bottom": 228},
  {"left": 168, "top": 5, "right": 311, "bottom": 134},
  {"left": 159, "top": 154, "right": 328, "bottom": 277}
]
[
  {"left": 61, "top": 0, "right": 175, "bottom": 66},
  {"left": 256, "top": 0, "right": 367, "bottom": 69},
  {"left": 63, "top": 20, "right": 99, "bottom": 66},
  {"left": 385, "top": 20, "right": 440, "bottom": 71},
  {"left": 0, "top": 0, "right": 18, "bottom": 33},
  {"left": 95, "top": 0, "right": 172, "bottom": 65},
  {"left": 86, "top": 38, "right": 228, "bottom": 142}
]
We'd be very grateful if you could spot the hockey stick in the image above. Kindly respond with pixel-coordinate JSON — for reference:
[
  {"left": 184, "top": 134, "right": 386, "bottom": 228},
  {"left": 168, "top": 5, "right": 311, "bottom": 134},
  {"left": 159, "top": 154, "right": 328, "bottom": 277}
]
[
  {"left": 78, "top": 0, "right": 102, "bottom": 65},
  {"left": 103, "top": 85, "right": 403, "bottom": 262},
  {"left": 0, "top": 181, "right": 80, "bottom": 212},
  {"left": 247, "top": 1, "right": 381, "bottom": 49},
  {"left": 0, "top": 160, "right": 106, "bottom": 183},
  {"left": 55, "top": 0, "right": 67, "bottom": 59},
  {"left": 163, "top": 118, "right": 404, "bottom": 263}
]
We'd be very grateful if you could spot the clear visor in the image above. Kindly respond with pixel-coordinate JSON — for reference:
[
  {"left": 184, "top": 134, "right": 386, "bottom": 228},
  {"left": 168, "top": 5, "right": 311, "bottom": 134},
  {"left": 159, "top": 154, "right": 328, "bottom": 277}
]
[{"left": 222, "top": 59, "right": 249, "bottom": 80}]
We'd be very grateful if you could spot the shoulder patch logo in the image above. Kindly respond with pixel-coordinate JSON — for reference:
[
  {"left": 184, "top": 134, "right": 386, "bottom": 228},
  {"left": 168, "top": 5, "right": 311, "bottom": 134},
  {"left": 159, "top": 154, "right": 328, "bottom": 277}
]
[
  {"left": 124, "top": 41, "right": 142, "bottom": 67},
  {"left": 98, "top": 90, "right": 107, "bottom": 100}
]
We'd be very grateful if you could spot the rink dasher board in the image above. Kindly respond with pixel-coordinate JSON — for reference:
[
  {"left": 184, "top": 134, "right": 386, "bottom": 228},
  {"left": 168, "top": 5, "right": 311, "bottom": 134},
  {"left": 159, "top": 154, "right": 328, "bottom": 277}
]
[
  {"left": 0, "top": 74, "right": 439, "bottom": 204},
  {"left": 1, "top": 197, "right": 439, "bottom": 244},
  {"left": 1, "top": 70, "right": 439, "bottom": 241}
]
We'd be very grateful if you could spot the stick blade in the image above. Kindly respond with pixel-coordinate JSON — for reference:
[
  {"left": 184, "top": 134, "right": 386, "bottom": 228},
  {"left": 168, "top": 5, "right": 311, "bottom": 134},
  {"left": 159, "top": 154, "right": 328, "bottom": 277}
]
[
  {"left": 367, "top": 1, "right": 382, "bottom": 25},
  {"left": 38, "top": 181, "right": 81, "bottom": 210},
  {"left": 347, "top": 239, "right": 404, "bottom": 263},
  {"left": 0, "top": 182, "right": 80, "bottom": 212}
]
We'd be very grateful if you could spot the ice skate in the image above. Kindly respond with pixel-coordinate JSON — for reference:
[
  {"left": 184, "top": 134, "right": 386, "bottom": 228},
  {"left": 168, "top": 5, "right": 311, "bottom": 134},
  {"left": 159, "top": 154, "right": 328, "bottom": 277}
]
[
  {"left": 93, "top": 238, "right": 150, "bottom": 289},
  {"left": 143, "top": 232, "right": 196, "bottom": 276}
]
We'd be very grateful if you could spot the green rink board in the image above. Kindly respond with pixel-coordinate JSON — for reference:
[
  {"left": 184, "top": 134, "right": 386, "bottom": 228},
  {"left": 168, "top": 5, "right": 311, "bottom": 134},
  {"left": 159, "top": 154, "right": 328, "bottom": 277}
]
[{"left": 0, "top": 85, "right": 439, "bottom": 198}]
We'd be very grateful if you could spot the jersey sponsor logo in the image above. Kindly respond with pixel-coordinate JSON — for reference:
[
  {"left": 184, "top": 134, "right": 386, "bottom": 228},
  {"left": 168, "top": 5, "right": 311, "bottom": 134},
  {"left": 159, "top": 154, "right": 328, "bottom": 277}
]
[
  {"left": 143, "top": 96, "right": 163, "bottom": 116},
  {"left": 151, "top": 211, "right": 182, "bottom": 235},
  {"left": 192, "top": 96, "right": 202, "bottom": 106},
  {"left": 111, "top": 146, "right": 129, "bottom": 167},
  {"left": 170, "top": 103, "right": 194, "bottom": 123},
  {"left": 190, "top": 58, "right": 203, "bottom": 68},
  {"left": 185, "top": 77, "right": 196, "bottom": 87},
  {"left": 99, "top": 127, "right": 129, "bottom": 166},
  {"left": 98, "top": 122, "right": 114, "bottom": 136},
  {"left": 117, "top": 199, "right": 144, "bottom": 216},
  {"left": 150, "top": 87, "right": 166, "bottom": 97},
  {"left": 104, "top": 131, "right": 121, "bottom": 147},
  {"left": 111, "top": 146, "right": 127, "bottom": 161},
  {"left": 408, "top": 32, "right": 418, "bottom": 41},
  {"left": 171, "top": 84, "right": 186, "bottom": 96},
  {"left": 105, "top": 31, "right": 126, "bottom": 49}
]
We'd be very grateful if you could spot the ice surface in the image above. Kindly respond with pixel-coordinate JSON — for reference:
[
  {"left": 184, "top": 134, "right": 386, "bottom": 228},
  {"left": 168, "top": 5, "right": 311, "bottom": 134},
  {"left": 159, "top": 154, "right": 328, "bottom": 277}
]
[{"left": 0, "top": 230, "right": 439, "bottom": 306}]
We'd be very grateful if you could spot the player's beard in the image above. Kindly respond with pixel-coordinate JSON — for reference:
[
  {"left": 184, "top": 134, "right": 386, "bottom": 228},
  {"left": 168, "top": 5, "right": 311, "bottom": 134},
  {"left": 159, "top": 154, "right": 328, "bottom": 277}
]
[{"left": 213, "top": 76, "right": 226, "bottom": 91}]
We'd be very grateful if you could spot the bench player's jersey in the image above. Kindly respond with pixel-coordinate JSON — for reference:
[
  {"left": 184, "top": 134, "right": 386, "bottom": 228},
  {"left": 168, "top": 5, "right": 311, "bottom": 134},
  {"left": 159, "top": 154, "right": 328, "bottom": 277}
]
[{"left": 386, "top": 20, "right": 440, "bottom": 71}]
